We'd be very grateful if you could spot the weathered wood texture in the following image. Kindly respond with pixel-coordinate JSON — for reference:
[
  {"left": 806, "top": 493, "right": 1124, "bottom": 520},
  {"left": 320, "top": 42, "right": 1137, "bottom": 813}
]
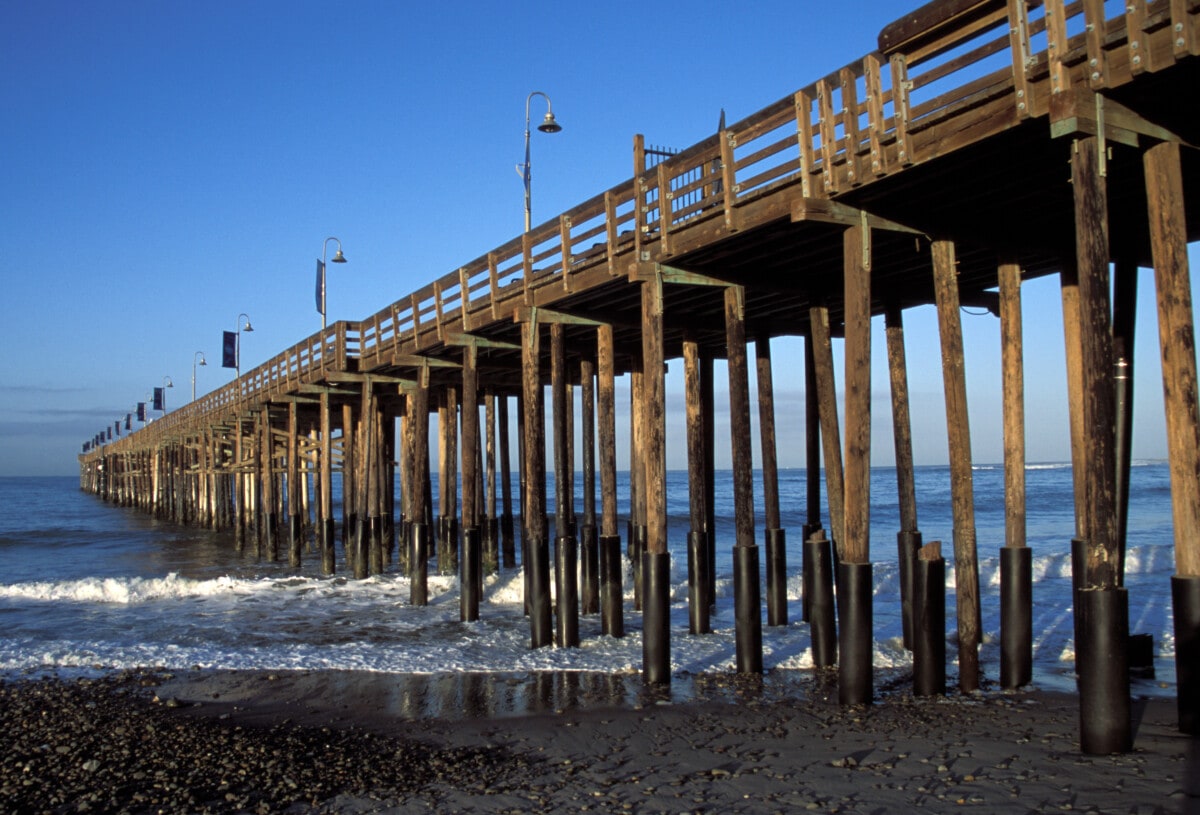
[
  {"left": 999, "top": 261, "right": 1026, "bottom": 550},
  {"left": 1145, "top": 141, "right": 1200, "bottom": 578},
  {"left": 932, "top": 238, "right": 981, "bottom": 693}
]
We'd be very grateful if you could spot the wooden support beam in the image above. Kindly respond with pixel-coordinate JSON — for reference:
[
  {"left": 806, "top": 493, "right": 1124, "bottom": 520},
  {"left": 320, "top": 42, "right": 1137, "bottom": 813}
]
[
  {"left": 1073, "top": 136, "right": 1119, "bottom": 588},
  {"left": 999, "top": 262, "right": 1027, "bottom": 551},
  {"left": 461, "top": 342, "right": 479, "bottom": 533},
  {"left": 1145, "top": 140, "right": 1200, "bottom": 578},
  {"left": 521, "top": 319, "right": 552, "bottom": 647},
  {"left": 886, "top": 303, "right": 919, "bottom": 536},
  {"left": 597, "top": 324, "right": 619, "bottom": 540},
  {"left": 809, "top": 304, "right": 846, "bottom": 557},
  {"left": 932, "top": 238, "right": 982, "bottom": 692},
  {"left": 756, "top": 337, "right": 782, "bottom": 532},
  {"left": 842, "top": 222, "right": 872, "bottom": 565},
  {"left": 641, "top": 276, "right": 667, "bottom": 558}
]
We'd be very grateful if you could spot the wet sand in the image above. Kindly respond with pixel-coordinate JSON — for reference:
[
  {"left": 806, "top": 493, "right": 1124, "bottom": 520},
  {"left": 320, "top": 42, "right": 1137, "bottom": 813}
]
[{"left": 3, "top": 668, "right": 1196, "bottom": 814}]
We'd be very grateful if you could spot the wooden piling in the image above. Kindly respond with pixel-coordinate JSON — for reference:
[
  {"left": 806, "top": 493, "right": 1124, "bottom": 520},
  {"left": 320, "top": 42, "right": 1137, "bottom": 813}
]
[
  {"left": 641, "top": 273, "right": 670, "bottom": 683},
  {"left": 551, "top": 323, "right": 579, "bottom": 648},
  {"left": 756, "top": 336, "right": 787, "bottom": 627},
  {"left": 809, "top": 304, "right": 846, "bottom": 556},
  {"left": 498, "top": 393, "right": 515, "bottom": 569},
  {"left": 931, "top": 238, "right": 982, "bottom": 693},
  {"left": 580, "top": 356, "right": 599, "bottom": 615},
  {"left": 597, "top": 323, "right": 624, "bottom": 638},
  {"left": 1144, "top": 140, "right": 1200, "bottom": 735},
  {"left": 725, "top": 285, "right": 762, "bottom": 674},
  {"left": 521, "top": 319, "right": 552, "bottom": 648},
  {"left": 684, "top": 333, "right": 711, "bottom": 634},
  {"left": 999, "top": 259, "right": 1032, "bottom": 689},
  {"left": 885, "top": 302, "right": 921, "bottom": 649}
]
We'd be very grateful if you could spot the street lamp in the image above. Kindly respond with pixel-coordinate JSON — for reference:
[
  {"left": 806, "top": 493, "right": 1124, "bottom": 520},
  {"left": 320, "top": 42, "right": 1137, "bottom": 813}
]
[
  {"left": 519, "top": 91, "right": 562, "bottom": 233},
  {"left": 161, "top": 376, "right": 174, "bottom": 414},
  {"left": 318, "top": 237, "right": 348, "bottom": 331},
  {"left": 236, "top": 313, "right": 253, "bottom": 381},
  {"left": 192, "top": 351, "right": 207, "bottom": 402}
]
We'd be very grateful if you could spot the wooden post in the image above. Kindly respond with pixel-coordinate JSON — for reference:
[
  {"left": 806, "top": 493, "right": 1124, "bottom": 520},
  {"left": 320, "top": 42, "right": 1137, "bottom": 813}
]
[
  {"left": 522, "top": 319, "right": 552, "bottom": 647},
  {"left": 885, "top": 302, "right": 921, "bottom": 650},
  {"left": 642, "top": 274, "right": 670, "bottom": 683},
  {"left": 1073, "top": 137, "right": 1119, "bottom": 588},
  {"left": 353, "top": 381, "right": 373, "bottom": 579},
  {"left": 840, "top": 221, "right": 874, "bottom": 706},
  {"left": 408, "top": 373, "right": 432, "bottom": 606},
  {"left": 931, "top": 238, "right": 982, "bottom": 693},
  {"left": 1060, "top": 259, "right": 1088, "bottom": 540},
  {"left": 684, "top": 333, "right": 711, "bottom": 634},
  {"left": 319, "top": 391, "right": 335, "bottom": 574},
  {"left": 1145, "top": 140, "right": 1200, "bottom": 735},
  {"left": 461, "top": 342, "right": 481, "bottom": 622},
  {"left": 342, "top": 402, "right": 355, "bottom": 566},
  {"left": 630, "top": 362, "right": 645, "bottom": 611},
  {"left": 597, "top": 323, "right": 624, "bottom": 637},
  {"left": 484, "top": 389, "right": 499, "bottom": 575},
  {"left": 551, "top": 323, "right": 579, "bottom": 647},
  {"left": 803, "top": 333, "right": 823, "bottom": 537},
  {"left": 756, "top": 336, "right": 787, "bottom": 627},
  {"left": 287, "top": 401, "right": 302, "bottom": 568},
  {"left": 999, "top": 260, "right": 1032, "bottom": 689},
  {"left": 808, "top": 304, "right": 846, "bottom": 556},
  {"left": 1072, "top": 135, "right": 1129, "bottom": 754},
  {"left": 580, "top": 356, "right": 599, "bottom": 615},
  {"left": 725, "top": 284, "right": 762, "bottom": 674},
  {"left": 702, "top": 352, "right": 717, "bottom": 610},
  {"left": 498, "top": 393, "right": 515, "bottom": 568}
]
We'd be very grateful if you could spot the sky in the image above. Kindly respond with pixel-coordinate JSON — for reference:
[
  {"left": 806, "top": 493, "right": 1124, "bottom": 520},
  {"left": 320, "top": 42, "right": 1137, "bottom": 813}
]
[{"left": 1, "top": 0, "right": 1195, "bottom": 477}]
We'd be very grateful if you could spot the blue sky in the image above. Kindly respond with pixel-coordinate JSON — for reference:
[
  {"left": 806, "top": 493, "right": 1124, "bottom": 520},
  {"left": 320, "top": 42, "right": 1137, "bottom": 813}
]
[{"left": 1, "top": 1, "right": 1195, "bottom": 476}]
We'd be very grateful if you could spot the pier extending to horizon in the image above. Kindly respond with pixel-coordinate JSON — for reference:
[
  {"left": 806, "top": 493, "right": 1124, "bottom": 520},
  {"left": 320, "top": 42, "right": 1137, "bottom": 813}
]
[{"left": 80, "top": 0, "right": 1200, "bottom": 753}]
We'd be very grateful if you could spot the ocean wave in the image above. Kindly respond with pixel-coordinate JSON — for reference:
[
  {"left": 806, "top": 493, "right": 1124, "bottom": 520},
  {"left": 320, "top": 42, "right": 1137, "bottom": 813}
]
[{"left": 0, "top": 573, "right": 263, "bottom": 604}]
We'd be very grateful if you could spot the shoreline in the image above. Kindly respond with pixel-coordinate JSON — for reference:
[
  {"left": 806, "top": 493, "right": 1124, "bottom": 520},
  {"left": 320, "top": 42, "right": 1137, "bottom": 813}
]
[{"left": 2, "top": 668, "right": 1195, "bottom": 813}]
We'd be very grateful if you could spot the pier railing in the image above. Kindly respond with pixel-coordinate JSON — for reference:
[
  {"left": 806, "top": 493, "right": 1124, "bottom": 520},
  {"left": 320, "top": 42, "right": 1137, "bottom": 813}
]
[{"left": 89, "top": 0, "right": 1196, "bottom": 455}]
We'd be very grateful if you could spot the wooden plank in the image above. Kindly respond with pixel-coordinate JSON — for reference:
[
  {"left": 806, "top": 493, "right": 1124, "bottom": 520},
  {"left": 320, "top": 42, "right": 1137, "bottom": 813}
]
[
  {"left": 683, "top": 335, "right": 706, "bottom": 533},
  {"left": 1045, "top": 0, "right": 1072, "bottom": 95},
  {"left": 459, "top": 267, "right": 472, "bottom": 331},
  {"left": 890, "top": 54, "right": 914, "bottom": 165},
  {"left": 657, "top": 162, "right": 673, "bottom": 256},
  {"left": 560, "top": 214, "right": 573, "bottom": 293},
  {"left": 816, "top": 78, "right": 840, "bottom": 194},
  {"left": 488, "top": 253, "right": 500, "bottom": 320},
  {"left": 720, "top": 129, "right": 738, "bottom": 231},
  {"left": 842, "top": 223, "right": 871, "bottom": 565},
  {"left": 864, "top": 54, "right": 888, "bottom": 177},
  {"left": 1083, "top": 0, "right": 1108, "bottom": 87},
  {"left": 932, "top": 238, "right": 982, "bottom": 692},
  {"left": 794, "top": 89, "right": 816, "bottom": 198},
  {"left": 840, "top": 66, "right": 863, "bottom": 186},
  {"left": 1171, "top": 0, "right": 1193, "bottom": 58},
  {"left": 1007, "top": 0, "right": 1034, "bottom": 116},
  {"left": 1145, "top": 141, "right": 1200, "bottom": 577},
  {"left": 551, "top": 323, "right": 570, "bottom": 531},
  {"left": 999, "top": 262, "right": 1027, "bottom": 549},
  {"left": 878, "top": 0, "right": 1008, "bottom": 60},
  {"left": 604, "top": 190, "right": 619, "bottom": 277}
]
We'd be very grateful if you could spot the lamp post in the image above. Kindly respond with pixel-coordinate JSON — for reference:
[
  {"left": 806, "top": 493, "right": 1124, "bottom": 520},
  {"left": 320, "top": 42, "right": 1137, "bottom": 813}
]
[
  {"left": 318, "top": 237, "right": 348, "bottom": 331},
  {"left": 192, "top": 351, "right": 207, "bottom": 402},
  {"left": 519, "top": 91, "right": 562, "bottom": 233},
  {"left": 236, "top": 313, "right": 254, "bottom": 381},
  {"left": 161, "top": 376, "right": 174, "bottom": 415}
]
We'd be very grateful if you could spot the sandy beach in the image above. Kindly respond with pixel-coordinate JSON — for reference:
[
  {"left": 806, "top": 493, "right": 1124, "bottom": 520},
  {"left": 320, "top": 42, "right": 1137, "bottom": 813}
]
[{"left": 2, "top": 668, "right": 1195, "bottom": 814}]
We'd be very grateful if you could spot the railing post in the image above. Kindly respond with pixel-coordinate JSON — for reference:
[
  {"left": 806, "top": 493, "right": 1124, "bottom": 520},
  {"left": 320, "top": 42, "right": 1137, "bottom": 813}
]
[{"left": 1007, "top": 0, "right": 1033, "bottom": 117}]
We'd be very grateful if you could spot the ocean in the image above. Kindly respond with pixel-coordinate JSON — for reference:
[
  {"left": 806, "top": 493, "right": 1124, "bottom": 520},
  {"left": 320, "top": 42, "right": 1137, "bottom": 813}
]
[{"left": 0, "top": 463, "right": 1180, "bottom": 697}]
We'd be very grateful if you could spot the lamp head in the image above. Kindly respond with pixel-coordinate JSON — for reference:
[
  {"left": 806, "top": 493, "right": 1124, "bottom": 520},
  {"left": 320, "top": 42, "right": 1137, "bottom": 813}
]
[
  {"left": 243, "top": 321, "right": 254, "bottom": 332},
  {"left": 538, "top": 111, "right": 562, "bottom": 133},
  {"left": 199, "top": 356, "right": 207, "bottom": 367},
  {"left": 332, "top": 248, "right": 347, "bottom": 263}
]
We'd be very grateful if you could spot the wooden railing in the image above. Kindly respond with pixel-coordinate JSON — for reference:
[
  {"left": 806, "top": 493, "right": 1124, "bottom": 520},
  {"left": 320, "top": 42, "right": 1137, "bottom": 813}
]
[{"left": 85, "top": 0, "right": 1196, "bottom": 459}]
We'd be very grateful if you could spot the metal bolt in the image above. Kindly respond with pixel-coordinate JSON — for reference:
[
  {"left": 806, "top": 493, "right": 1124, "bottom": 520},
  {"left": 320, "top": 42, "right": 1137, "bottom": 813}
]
[
  {"left": 1092, "top": 71, "right": 1101, "bottom": 80},
  {"left": 1175, "top": 22, "right": 1184, "bottom": 31},
  {"left": 1133, "top": 55, "right": 1142, "bottom": 64},
  {"left": 1179, "top": 38, "right": 1187, "bottom": 47},
  {"left": 1018, "top": 101, "right": 1027, "bottom": 110}
]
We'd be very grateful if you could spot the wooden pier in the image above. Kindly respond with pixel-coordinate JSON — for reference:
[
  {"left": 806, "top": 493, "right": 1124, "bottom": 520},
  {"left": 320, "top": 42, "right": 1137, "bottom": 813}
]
[{"left": 80, "top": 0, "right": 1200, "bottom": 751}]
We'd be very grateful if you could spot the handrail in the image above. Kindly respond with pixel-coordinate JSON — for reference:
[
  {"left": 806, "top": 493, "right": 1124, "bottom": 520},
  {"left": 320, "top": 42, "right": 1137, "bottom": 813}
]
[{"left": 84, "top": 0, "right": 1181, "bottom": 465}]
